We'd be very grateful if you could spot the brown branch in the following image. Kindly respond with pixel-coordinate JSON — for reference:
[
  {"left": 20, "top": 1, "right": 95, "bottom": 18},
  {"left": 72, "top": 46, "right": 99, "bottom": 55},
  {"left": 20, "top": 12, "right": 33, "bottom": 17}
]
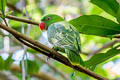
[
  {"left": 10, "top": 64, "right": 57, "bottom": 80},
  {"left": 6, "top": 15, "right": 39, "bottom": 25},
  {"left": 0, "top": 13, "right": 39, "bottom": 26},
  {"left": 89, "top": 39, "right": 120, "bottom": 57},
  {"left": 0, "top": 23, "right": 108, "bottom": 80}
]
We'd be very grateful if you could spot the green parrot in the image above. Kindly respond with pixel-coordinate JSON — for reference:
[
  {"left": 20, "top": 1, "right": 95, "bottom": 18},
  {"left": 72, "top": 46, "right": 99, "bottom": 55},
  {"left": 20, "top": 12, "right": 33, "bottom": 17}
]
[{"left": 39, "top": 14, "right": 85, "bottom": 66}]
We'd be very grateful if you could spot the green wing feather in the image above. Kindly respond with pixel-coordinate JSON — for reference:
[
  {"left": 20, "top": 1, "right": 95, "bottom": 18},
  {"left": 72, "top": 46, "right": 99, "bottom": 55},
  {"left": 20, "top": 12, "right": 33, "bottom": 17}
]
[{"left": 65, "top": 49, "right": 85, "bottom": 66}]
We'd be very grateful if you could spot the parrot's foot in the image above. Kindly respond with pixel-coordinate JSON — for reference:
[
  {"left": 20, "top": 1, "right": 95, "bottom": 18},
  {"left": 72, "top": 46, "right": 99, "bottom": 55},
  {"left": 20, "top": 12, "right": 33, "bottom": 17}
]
[
  {"left": 52, "top": 46, "right": 59, "bottom": 51},
  {"left": 52, "top": 46, "right": 65, "bottom": 53},
  {"left": 46, "top": 56, "right": 51, "bottom": 62}
]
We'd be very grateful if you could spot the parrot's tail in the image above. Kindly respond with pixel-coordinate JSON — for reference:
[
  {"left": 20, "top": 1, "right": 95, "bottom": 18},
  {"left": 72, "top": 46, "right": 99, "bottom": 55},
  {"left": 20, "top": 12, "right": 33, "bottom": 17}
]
[{"left": 65, "top": 49, "right": 85, "bottom": 66}]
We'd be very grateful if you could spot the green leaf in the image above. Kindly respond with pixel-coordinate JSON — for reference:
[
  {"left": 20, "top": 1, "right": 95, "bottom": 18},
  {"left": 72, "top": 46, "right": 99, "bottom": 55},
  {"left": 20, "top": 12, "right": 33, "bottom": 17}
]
[
  {"left": 0, "top": 56, "right": 5, "bottom": 70},
  {"left": 4, "top": 55, "right": 14, "bottom": 70},
  {"left": 90, "top": 0, "right": 120, "bottom": 23},
  {"left": 85, "top": 46, "right": 120, "bottom": 70},
  {"left": 69, "top": 15, "right": 120, "bottom": 36},
  {"left": 116, "top": 8, "right": 120, "bottom": 23},
  {"left": 90, "top": 4, "right": 104, "bottom": 15},
  {"left": 90, "top": 0, "right": 119, "bottom": 17},
  {"left": 0, "top": 0, "right": 7, "bottom": 17},
  {"left": 27, "top": 60, "right": 39, "bottom": 74}
]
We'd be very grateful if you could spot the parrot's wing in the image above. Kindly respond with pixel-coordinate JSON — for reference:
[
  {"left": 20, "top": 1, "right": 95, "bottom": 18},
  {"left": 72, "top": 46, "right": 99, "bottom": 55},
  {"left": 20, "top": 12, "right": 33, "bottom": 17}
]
[
  {"left": 69, "top": 26, "right": 81, "bottom": 53},
  {"left": 47, "top": 23, "right": 80, "bottom": 52},
  {"left": 65, "top": 49, "right": 85, "bottom": 66}
]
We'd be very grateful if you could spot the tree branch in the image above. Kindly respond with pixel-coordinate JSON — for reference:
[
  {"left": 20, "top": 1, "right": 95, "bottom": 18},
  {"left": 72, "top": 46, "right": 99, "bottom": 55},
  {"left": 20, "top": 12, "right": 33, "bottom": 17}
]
[
  {"left": 0, "top": 13, "right": 39, "bottom": 26},
  {"left": 6, "top": 15, "right": 39, "bottom": 25},
  {"left": 89, "top": 39, "right": 120, "bottom": 57},
  {"left": 0, "top": 23, "right": 108, "bottom": 80}
]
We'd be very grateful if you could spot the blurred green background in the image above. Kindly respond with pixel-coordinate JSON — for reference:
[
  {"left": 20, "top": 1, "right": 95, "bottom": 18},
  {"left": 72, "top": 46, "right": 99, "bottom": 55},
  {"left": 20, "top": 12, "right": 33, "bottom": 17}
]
[{"left": 0, "top": 0, "right": 120, "bottom": 80}]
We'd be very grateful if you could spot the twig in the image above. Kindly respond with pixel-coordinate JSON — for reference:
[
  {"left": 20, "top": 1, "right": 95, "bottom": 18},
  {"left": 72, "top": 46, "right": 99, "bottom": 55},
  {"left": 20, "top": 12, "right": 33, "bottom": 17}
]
[
  {"left": 89, "top": 39, "right": 120, "bottom": 57},
  {"left": 6, "top": 15, "right": 39, "bottom": 25},
  {"left": 0, "top": 13, "right": 39, "bottom": 25},
  {"left": 3, "top": 18, "right": 8, "bottom": 26},
  {"left": 0, "top": 23, "right": 108, "bottom": 80}
]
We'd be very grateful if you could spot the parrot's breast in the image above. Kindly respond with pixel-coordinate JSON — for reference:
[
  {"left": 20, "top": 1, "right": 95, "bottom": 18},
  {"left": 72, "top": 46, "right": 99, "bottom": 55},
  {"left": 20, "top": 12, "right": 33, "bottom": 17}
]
[{"left": 47, "top": 22, "right": 81, "bottom": 53}]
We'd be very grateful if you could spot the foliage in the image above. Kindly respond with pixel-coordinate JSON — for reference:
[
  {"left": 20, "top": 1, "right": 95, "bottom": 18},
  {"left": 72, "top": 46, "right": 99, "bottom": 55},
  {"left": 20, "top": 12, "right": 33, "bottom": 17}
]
[
  {"left": 69, "top": 15, "right": 120, "bottom": 36},
  {"left": 0, "top": 0, "right": 6, "bottom": 17},
  {"left": 4, "top": 55, "right": 14, "bottom": 70},
  {"left": 0, "top": 56, "right": 5, "bottom": 70},
  {"left": 91, "top": 0, "right": 120, "bottom": 23},
  {"left": 26, "top": 60, "right": 39, "bottom": 74},
  {"left": 85, "top": 45, "right": 120, "bottom": 70},
  {"left": 0, "top": 55, "right": 14, "bottom": 70},
  {"left": 91, "top": 0, "right": 119, "bottom": 17}
]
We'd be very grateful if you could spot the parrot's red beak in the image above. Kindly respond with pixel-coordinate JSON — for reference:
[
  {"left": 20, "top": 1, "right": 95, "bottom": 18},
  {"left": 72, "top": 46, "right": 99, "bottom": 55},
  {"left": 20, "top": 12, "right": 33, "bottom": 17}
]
[{"left": 39, "top": 21, "right": 45, "bottom": 30}]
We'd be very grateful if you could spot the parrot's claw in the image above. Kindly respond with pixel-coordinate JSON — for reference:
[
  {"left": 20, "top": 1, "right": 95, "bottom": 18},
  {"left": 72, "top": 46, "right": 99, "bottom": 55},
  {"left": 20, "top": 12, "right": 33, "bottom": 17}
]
[{"left": 52, "top": 46, "right": 59, "bottom": 51}]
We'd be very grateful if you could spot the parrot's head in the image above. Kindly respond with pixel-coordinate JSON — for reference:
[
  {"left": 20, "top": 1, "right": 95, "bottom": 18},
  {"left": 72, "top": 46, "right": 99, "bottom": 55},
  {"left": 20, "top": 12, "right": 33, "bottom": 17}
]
[{"left": 39, "top": 14, "right": 64, "bottom": 30}]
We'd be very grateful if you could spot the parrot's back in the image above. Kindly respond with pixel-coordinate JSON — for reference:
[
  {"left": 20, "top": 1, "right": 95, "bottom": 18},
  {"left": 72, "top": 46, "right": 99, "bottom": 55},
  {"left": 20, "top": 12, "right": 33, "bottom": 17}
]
[{"left": 47, "top": 22, "right": 81, "bottom": 53}]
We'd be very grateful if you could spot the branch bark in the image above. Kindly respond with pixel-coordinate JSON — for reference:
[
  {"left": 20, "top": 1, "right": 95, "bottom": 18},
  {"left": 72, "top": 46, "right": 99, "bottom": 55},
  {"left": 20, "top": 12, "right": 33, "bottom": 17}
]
[
  {"left": 0, "top": 23, "right": 108, "bottom": 80},
  {"left": 6, "top": 15, "right": 39, "bottom": 25},
  {"left": 89, "top": 39, "right": 120, "bottom": 57},
  {"left": 0, "top": 13, "right": 39, "bottom": 26}
]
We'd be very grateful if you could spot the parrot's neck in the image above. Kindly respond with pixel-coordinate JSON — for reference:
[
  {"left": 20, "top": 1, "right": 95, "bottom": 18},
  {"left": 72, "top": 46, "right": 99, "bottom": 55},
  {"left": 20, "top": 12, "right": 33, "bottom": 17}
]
[{"left": 53, "top": 21, "right": 77, "bottom": 31}]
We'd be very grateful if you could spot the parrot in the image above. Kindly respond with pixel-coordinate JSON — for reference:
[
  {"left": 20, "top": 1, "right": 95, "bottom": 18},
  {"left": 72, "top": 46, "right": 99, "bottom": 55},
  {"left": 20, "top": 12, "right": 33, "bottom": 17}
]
[{"left": 39, "top": 14, "right": 85, "bottom": 66}]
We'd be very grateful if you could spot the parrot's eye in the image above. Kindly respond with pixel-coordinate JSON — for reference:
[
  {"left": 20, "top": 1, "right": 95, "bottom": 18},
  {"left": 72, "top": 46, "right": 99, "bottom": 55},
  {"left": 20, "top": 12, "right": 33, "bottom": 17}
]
[{"left": 46, "top": 17, "right": 51, "bottom": 21}]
